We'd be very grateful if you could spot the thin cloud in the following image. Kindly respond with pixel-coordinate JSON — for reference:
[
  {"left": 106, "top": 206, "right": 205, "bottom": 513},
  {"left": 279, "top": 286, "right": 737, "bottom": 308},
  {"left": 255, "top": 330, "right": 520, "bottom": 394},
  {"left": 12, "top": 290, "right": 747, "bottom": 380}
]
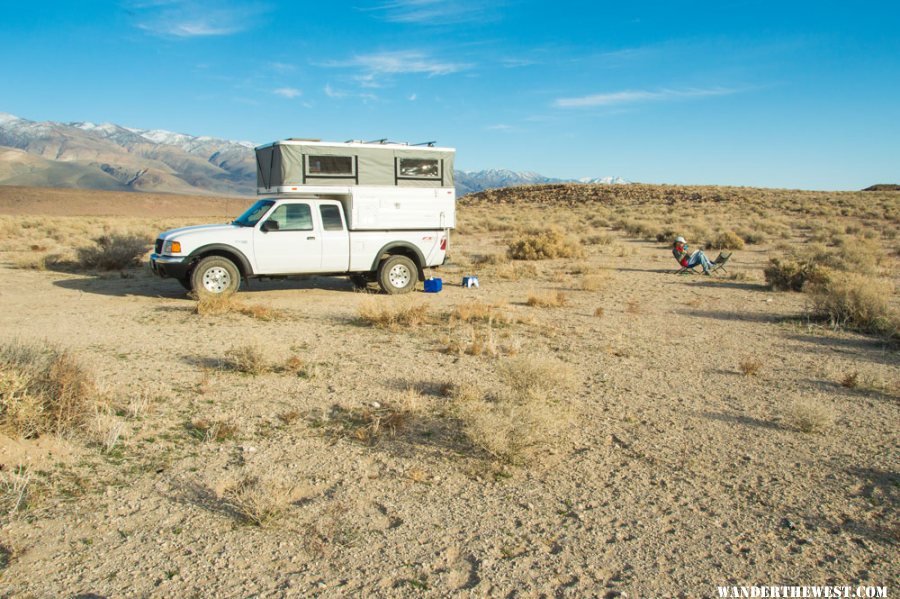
[
  {"left": 486, "top": 124, "right": 514, "bottom": 131},
  {"left": 554, "top": 87, "right": 738, "bottom": 108},
  {"left": 321, "top": 50, "right": 470, "bottom": 85},
  {"left": 273, "top": 87, "right": 302, "bottom": 99},
  {"left": 366, "top": 0, "right": 497, "bottom": 25},
  {"left": 131, "top": 1, "right": 269, "bottom": 38}
]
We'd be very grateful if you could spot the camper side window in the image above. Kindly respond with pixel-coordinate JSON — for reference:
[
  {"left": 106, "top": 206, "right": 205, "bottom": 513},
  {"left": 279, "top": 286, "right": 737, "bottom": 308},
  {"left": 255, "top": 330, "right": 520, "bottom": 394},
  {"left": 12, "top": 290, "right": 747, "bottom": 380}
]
[
  {"left": 398, "top": 158, "right": 440, "bottom": 179},
  {"left": 307, "top": 155, "right": 354, "bottom": 177}
]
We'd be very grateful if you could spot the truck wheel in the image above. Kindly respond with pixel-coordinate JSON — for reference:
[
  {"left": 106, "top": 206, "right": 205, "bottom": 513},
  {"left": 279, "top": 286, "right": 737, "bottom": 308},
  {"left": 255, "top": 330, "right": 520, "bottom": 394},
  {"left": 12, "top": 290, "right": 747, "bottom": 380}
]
[
  {"left": 377, "top": 255, "right": 417, "bottom": 294},
  {"left": 191, "top": 256, "right": 240, "bottom": 296}
]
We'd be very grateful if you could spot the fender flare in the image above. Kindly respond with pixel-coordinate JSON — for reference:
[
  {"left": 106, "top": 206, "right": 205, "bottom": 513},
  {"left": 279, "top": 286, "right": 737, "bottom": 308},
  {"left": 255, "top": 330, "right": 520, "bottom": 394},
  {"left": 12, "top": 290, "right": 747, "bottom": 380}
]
[
  {"left": 187, "top": 244, "right": 254, "bottom": 276},
  {"left": 370, "top": 242, "right": 427, "bottom": 278}
]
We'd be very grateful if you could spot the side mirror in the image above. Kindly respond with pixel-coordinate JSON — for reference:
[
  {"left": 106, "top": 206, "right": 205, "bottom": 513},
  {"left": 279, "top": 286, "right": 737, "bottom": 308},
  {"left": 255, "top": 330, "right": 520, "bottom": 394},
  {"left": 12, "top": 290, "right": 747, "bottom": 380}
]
[{"left": 261, "top": 220, "right": 279, "bottom": 232}]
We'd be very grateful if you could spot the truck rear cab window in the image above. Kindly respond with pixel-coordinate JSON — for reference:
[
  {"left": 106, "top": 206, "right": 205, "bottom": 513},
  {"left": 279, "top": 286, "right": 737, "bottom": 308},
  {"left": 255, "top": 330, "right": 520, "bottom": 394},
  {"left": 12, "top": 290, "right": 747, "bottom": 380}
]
[
  {"left": 265, "top": 204, "right": 313, "bottom": 231},
  {"left": 398, "top": 158, "right": 440, "bottom": 179},
  {"left": 307, "top": 155, "right": 354, "bottom": 177},
  {"left": 320, "top": 205, "right": 344, "bottom": 231}
]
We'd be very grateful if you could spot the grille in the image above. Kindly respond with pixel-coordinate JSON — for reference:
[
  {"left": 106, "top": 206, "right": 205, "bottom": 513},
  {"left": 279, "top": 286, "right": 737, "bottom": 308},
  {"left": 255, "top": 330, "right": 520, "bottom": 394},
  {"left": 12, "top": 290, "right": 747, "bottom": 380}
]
[{"left": 155, "top": 239, "right": 163, "bottom": 253}]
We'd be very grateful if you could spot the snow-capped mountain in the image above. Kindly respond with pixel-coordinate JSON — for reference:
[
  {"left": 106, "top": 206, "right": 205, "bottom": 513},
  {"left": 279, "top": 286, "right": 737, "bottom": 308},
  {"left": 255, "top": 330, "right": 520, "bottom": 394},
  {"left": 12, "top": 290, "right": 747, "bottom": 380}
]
[{"left": 0, "top": 112, "right": 628, "bottom": 196}]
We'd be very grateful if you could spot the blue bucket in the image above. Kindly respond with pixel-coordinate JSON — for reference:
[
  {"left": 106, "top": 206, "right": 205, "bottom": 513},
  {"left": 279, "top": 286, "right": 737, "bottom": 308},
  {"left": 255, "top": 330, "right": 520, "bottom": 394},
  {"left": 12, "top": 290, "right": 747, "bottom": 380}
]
[{"left": 424, "top": 277, "right": 443, "bottom": 293}]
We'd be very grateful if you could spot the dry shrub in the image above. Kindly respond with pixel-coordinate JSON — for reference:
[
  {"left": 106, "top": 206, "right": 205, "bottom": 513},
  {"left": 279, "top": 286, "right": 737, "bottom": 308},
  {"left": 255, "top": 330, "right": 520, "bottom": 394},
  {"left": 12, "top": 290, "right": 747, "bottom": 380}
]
[
  {"left": 452, "top": 356, "right": 578, "bottom": 464},
  {"left": 526, "top": 290, "right": 567, "bottom": 308},
  {"left": 188, "top": 418, "right": 239, "bottom": 442},
  {"left": 471, "top": 253, "right": 508, "bottom": 266},
  {"left": 840, "top": 372, "right": 859, "bottom": 389},
  {"left": 493, "top": 261, "right": 539, "bottom": 281},
  {"left": 326, "top": 395, "right": 420, "bottom": 445},
  {"left": 507, "top": 228, "right": 585, "bottom": 260},
  {"left": 594, "top": 307, "right": 605, "bottom": 318},
  {"left": 626, "top": 300, "right": 641, "bottom": 314},
  {"left": 76, "top": 234, "right": 149, "bottom": 270},
  {"left": 786, "top": 398, "right": 835, "bottom": 433},
  {"left": 194, "top": 294, "right": 282, "bottom": 321},
  {"left": 357, "top": 298, "right": 429, "bottom": 330},
  {"left": 808, "top": 273, "right": 896, "bottom": 336},
  {"left": 218, "top": 476, "right": 295, "bottom": 527},
  {"left": 223, "top": 344, "right": 269, "bottom": 375},
  {"left": 579, "top": 274, "right": 607, "bottom": 291},
  {"left": 0, "top": 341, "right": 95, "bottom": 438},
  {"left": 736, "top": 228, "right": 767, "bottom": 245},
  {"left": 764, "top": 257, "right": 832, "bottom": 291},
  {"left": 739, "top": 358, "right": 762, "bottom": 376},
  {"left": 710, "top": 230, "right": 746, "bottom": 250},
  {"left": 581, "top": 233, "right": 612, "bottom": 245}
]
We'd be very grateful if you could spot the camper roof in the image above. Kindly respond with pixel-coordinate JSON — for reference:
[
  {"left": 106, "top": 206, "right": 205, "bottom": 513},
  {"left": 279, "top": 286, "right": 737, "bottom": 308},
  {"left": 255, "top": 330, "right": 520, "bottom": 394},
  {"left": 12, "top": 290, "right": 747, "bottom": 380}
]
[{"left": 255, "top": 139, "right": 454, "bottom": 152}]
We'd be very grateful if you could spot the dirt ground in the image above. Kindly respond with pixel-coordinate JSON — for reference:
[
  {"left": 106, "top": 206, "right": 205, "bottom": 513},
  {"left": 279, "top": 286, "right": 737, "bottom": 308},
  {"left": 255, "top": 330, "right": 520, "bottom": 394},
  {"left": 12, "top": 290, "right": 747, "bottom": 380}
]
[{"left": 0, "top": 190, "right": 897, "bottom": 598}]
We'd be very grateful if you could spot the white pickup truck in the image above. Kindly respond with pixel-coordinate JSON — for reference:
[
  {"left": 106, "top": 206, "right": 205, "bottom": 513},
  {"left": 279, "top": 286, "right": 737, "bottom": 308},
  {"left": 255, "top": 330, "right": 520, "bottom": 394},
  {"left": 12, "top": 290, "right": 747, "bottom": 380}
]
[{"left": 150, "top": 139, "right": 455, "bottom": 295}]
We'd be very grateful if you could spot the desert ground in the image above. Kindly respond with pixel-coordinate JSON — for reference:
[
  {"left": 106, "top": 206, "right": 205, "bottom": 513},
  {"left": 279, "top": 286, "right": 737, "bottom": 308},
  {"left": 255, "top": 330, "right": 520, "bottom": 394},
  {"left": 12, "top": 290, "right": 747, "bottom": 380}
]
[{"left": 0, "top": 184, "right": 897, "bottom": 597}]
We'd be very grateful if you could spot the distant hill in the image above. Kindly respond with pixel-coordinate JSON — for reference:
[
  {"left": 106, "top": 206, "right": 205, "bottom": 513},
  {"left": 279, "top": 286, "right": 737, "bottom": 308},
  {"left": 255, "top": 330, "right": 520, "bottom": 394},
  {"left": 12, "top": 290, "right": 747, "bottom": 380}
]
[
  {"left": 0, "top": 113, "right": 627, "bottom": 196},
  {"left": 863, "top": 184, "right": 900, "bottom": 191}
]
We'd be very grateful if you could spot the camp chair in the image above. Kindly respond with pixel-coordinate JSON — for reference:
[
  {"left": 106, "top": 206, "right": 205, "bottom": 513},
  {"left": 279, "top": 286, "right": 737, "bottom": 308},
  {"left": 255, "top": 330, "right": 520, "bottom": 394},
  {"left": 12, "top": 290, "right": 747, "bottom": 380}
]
[
  {"left": 709, "top": 252, "right": 732, "bottom": 275},
  {"left": 673, "top": 264, "right": 700, "bottom": 275}
]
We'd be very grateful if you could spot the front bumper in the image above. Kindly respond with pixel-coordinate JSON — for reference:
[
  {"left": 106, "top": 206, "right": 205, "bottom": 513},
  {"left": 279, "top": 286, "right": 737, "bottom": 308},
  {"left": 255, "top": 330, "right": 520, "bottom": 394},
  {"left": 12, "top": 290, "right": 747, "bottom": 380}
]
[{"left": 149, "top": 253, "right": 190, "bottom": 279}]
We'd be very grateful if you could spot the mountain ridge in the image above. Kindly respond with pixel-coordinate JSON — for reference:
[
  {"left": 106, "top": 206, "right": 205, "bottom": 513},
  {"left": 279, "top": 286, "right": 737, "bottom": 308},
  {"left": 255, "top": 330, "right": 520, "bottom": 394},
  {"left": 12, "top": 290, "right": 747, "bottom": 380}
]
[{"left": 0, "top": 112, "right": 628, "bottom": 196}]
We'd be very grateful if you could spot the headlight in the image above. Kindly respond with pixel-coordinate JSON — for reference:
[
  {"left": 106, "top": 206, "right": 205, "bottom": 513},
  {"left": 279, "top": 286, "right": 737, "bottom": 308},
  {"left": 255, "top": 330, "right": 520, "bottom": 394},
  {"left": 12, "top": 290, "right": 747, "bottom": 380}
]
[{"left": 163, "top": 240, "right": 182, "bottom": 254}]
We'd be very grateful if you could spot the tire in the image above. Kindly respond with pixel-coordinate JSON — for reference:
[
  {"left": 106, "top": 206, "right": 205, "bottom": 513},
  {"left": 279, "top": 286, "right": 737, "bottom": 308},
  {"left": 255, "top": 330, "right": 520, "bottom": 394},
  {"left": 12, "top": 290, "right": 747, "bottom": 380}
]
[
  {"left": 191, "top": 256, "right": 240, "bottom": 296},
  {"left": 377, "top": 255, "right": 418, "bottom": 295}
]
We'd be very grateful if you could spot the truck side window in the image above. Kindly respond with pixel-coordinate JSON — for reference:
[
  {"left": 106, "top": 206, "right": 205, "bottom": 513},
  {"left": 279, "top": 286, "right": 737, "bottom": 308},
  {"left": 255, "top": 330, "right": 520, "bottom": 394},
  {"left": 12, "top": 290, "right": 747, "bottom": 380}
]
[
  {"left": 265, "top": 204, "right": 313, "bottom": 231},
  {"left": 320, "top": 205, "right": 344, "bottom": 231}
]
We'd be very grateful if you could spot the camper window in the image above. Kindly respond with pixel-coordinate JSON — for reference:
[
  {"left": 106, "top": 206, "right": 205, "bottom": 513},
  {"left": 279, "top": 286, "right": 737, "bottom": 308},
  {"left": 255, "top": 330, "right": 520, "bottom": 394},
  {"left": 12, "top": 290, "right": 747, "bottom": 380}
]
[
  {"left": 398, "top": 158, "right": 440, "bottom": 179},
  {"left": 307, "top": 155, "right": 354, "bottom": 177}
]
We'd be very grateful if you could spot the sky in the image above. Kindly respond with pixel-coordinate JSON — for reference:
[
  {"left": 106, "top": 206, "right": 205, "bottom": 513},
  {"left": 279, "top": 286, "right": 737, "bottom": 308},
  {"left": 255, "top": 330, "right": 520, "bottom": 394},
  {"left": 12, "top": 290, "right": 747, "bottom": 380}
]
[{"left": 1, "top": 1, "right": 899, "bottom": 190}]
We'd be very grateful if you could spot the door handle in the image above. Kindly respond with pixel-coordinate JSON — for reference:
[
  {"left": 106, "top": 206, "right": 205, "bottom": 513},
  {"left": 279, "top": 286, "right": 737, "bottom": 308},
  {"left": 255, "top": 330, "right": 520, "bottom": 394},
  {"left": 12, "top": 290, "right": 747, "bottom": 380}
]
[{"left": 307, "top": 236, "right": 316, "bottom": 240}]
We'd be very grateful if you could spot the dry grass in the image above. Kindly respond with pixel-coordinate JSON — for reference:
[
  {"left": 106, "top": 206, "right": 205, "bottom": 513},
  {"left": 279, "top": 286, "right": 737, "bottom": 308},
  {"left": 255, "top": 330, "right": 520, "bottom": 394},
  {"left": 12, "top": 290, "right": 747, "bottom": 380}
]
[
  {"left": 223, "top": 344, "right": 269, "bottom": 375},
  {"left": 194, "top": 294, "right": 283, "bottom": 321},
  {"left": 188, "top": 418, "right": 239, "bottom": 442},
  {"left": 526, "top": 290, "right": 567, "bottom": 308},
  {"left": 579, "top": 274, "right": 607, "bottom": 291},
  {"left": 451, "top": 356, "right": 578, "bottom": 464},
  {"left": 840, "top": 371, "right": 859, "bottom": 389},
  {"left": 786, "top": 397, "right": 836, "bottom": 433},
  {"left": 0, "top": 466, "right": 32, "bottom": 519},
  {"left": 357, "top": 298, "right": 429, "bottom": 331},
  {"left": 739, "top": 357, "right": 763, "bottom": 376},
  {"left": 218, "top": 476, "right": 295, "bottom": 527},
  {"left": 0, "top": 340, "right": 96, "bottom": 439},
  {"left": 507, "top": 228, "right": 584, "bottom": 260},
  {"left": 594, "top": 307, "right": 605, "bottom": 318},
  {"left": 76, "top": 234, "right": 150, "bottom": 270}
]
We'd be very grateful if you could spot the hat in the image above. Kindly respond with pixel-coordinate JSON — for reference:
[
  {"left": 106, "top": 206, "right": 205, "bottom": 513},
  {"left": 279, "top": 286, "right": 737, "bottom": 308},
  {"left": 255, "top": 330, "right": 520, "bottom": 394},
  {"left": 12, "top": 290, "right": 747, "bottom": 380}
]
[{"left": 674, "top": 236, "right": 686, "bottom": 244}]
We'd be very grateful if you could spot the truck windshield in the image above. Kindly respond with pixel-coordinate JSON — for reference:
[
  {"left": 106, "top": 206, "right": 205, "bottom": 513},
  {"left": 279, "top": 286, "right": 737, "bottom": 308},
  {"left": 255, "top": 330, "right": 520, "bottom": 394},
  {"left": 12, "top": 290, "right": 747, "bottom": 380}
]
[{"left": 233, "top": 200, "right": 275, "bottom": 227}]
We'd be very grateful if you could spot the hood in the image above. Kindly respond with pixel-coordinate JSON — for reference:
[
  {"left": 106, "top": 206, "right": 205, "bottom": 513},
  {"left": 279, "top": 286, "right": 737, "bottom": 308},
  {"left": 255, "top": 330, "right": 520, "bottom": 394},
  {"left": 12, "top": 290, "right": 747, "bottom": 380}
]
[{"left": 160, "top": 223, "right": 240, "bottom": 239}]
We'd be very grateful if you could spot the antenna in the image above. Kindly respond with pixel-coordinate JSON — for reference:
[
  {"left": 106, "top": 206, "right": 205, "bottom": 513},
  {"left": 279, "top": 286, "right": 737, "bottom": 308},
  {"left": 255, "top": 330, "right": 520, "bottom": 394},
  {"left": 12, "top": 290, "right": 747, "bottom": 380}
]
[{"left": 365, "top": 138, "right": 388, "bottom": 144}]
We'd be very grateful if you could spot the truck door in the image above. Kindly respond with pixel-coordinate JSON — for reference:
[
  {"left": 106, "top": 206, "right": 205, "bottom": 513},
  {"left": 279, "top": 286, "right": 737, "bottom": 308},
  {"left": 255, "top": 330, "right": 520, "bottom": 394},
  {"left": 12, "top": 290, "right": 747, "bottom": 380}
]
[
  {"left": 318, "top": 203, "right": 350, "bottom": 272},
  {"left": 253, "top": 202, "right": 323, "bottom": 274}
]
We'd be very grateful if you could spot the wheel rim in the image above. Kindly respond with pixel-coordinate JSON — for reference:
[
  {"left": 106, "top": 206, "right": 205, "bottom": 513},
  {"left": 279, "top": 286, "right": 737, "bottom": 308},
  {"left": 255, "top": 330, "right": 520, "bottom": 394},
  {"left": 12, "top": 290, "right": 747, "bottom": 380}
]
[
  {"left": 202, "top": 266, "right": 232, "bottom": 293},
  {"left": 388, "top": 263, "right": 411, "bottom": 288}
]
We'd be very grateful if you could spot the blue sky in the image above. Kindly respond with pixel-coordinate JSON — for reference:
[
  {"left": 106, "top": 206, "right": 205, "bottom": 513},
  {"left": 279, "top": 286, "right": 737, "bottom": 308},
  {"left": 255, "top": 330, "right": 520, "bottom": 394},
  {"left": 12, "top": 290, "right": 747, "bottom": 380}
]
[{"left": 1, "top": 1, "right": 898, "bottom": 190}]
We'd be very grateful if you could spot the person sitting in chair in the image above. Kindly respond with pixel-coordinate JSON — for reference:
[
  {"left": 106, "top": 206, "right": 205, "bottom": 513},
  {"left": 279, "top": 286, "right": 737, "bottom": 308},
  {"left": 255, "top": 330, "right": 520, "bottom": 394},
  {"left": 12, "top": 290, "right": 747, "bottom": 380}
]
[{"left": 673, "top": 236, "right": 728, "bottom": 275}]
